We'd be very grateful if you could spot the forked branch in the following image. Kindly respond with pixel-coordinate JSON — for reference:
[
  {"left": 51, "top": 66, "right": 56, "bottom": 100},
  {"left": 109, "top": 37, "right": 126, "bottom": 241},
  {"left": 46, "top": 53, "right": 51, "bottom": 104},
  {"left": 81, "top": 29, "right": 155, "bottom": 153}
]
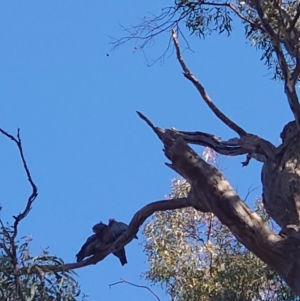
[
  {"left": 138, "top": 111, "right": 276, "bottom": 164},
  {"left": 171, "top": 29, "right": 247, "bottom": 137},
  {"left": 0, "top": 128, "right": 38, "bottom": 241}
]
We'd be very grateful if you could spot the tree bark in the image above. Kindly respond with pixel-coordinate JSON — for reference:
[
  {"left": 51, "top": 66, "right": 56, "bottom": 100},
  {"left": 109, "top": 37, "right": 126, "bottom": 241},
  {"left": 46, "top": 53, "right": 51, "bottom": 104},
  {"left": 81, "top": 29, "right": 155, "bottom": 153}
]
[
  {"left": 157, "top": 131, "right": 300, "bottom": 295},
  {"left": 262, "top": 120, "right": 300, "bottom": 229}
]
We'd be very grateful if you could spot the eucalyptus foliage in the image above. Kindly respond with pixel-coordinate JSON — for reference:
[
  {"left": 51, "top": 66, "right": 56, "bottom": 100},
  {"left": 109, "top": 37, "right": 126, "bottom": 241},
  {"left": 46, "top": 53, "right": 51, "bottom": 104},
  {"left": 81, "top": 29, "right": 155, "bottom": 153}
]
[
  {"left": 116, "top": 0, "right": 300, "bottom": 80},
  {"left": 0, "top": 224, "right": 87, "bottom": 301},
  {"left": 176, "top": 0, "right": 300, "bottom": 80}
]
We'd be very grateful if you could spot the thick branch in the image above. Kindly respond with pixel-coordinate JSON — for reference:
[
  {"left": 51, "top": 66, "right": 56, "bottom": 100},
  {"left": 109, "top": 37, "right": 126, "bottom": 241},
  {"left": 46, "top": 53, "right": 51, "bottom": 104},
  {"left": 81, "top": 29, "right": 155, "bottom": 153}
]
[
  {"left": 141, "top": 115, "right": 300, "bottom": 295},
  {"left": 171, "top": 29, "right": 247, "bottom": 137}
]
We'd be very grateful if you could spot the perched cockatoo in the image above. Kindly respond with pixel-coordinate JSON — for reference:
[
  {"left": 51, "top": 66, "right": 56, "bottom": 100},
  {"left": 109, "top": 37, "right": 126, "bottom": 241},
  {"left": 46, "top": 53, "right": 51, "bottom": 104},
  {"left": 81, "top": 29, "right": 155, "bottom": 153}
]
[
  {"left": 108, "top": 218, "right": 138, "bottom": 240},
  {"left": 92, "top": 221, "right": 128, "bottom": 266},
  {"left": 76, "top": 221, "right": 127, "bottom": 265},
  {"left": 76, "top": 234, "right": 102, "bottom": 262}
]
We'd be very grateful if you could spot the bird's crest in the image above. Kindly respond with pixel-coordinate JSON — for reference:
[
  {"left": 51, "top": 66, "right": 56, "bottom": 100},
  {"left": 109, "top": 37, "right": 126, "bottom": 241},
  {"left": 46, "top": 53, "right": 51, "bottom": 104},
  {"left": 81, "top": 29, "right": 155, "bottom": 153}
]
[{"left": 108, "top": 218, "right": 116, "bottom": 225}]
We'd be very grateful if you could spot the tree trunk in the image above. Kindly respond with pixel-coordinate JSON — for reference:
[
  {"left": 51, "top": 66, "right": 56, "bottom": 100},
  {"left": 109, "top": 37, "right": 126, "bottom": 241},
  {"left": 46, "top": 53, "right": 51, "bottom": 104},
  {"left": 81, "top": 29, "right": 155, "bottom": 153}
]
[
  {"left": 158, "top": 132, "right": 300, "bottom": 295},
  {"left": 262, "top": 121, "right": 300, "bottom": 229}
]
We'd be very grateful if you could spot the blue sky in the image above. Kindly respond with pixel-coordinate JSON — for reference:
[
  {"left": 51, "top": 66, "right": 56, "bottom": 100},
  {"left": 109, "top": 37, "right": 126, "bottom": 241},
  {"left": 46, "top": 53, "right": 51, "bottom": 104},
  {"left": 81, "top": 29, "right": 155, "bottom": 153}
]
[{"left": 0, "top": 1, "right": 294, "bottom": 300}]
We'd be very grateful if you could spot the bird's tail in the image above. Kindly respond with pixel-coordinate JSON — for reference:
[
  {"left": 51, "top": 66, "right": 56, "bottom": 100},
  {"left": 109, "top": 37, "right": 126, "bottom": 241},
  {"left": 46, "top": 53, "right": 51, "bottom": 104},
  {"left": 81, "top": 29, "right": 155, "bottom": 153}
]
[
  {"left": 76, "top": 250, "right": 85, "bottom": 262},
  {"left": 119, "top": 255, "right": 128, "bottom": 266},
  {"left": 113, "top": 248, "right": 128, "bottom": 266}
]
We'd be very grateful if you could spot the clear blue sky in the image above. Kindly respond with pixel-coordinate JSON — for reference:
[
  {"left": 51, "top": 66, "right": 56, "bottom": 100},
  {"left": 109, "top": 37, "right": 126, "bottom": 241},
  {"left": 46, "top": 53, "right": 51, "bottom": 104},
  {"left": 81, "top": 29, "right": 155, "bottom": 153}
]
[{"left": 0, "top": 1, "right": 294, "bottom": 300}]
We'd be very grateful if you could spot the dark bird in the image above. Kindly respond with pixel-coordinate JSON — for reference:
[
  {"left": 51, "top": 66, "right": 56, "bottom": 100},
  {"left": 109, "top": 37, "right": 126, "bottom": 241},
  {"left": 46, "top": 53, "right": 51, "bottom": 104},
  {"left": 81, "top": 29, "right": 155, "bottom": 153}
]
[
  {"left": 76, "top": 222, "right": 110, "bottom": 262},
  {"left": 76, "top": 234, "right": 103, "bottom": 262},
  {"left": 92, "top": 221, "right": 128, "bottom": 266},
  {"left": 76, "top": 219, "right": 137, "bottom": 266},
  {"left": 108, "top": 218, "right": 138, "bottom": 240},
  {"left": 92, "top": 221, "right": 108, "bottom": 236}
]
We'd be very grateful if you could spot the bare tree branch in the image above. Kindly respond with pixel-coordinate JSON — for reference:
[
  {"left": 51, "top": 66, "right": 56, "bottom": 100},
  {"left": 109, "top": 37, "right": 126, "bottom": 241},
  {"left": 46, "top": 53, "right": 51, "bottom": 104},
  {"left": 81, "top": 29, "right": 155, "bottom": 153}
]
[
  {"left": 138, "top": 111, "right": 276, "bottom": 164},
  {"left": 171, "top": 29, "right": 247, "bottom": 137},
  {"left": 109, "top": 279, "right": 161, "bottom": 301},
  {"left": 0, "top": 128, "right": 38, "bottom": 241},
  {"left": 244, "top": 185, "right": 259, "bottom": 202},
  {"left": 110, "top": 6, "right": 192, "bottom": 55}
]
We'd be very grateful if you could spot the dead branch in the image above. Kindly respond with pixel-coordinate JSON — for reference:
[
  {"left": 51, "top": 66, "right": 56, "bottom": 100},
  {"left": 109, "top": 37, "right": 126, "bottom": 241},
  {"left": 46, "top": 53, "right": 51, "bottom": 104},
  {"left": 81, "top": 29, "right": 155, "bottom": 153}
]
[
  {"left": 0, "top": 128, "right": 38, "bottom": 242},
  {"left": 171, "top": 29, "right": 247, "bottom": 137},
  {"left": 109, "top": 279, "right": 161, "bottom": 301},
  {"left": 138, "top": 111, "right": 276, "bottom": 164}
]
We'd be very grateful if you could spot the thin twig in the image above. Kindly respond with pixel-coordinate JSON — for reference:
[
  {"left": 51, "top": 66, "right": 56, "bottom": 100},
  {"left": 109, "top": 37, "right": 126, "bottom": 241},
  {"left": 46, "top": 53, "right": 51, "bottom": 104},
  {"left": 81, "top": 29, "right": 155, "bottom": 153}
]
[
  {"left": 171, "top": 29, "right": 247, "bottom": 137},
  {"left": 244, "top": 185, "right": 259, "bottom": 202},
  {"left": 109, "top": 279, "right": 161, "bottom": 301},
  {"left": 111, "top": 5, "right": 191, "bottom": 46},
  {"left": 0, "top": 128, "right": 38, "bottom": 242}
]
